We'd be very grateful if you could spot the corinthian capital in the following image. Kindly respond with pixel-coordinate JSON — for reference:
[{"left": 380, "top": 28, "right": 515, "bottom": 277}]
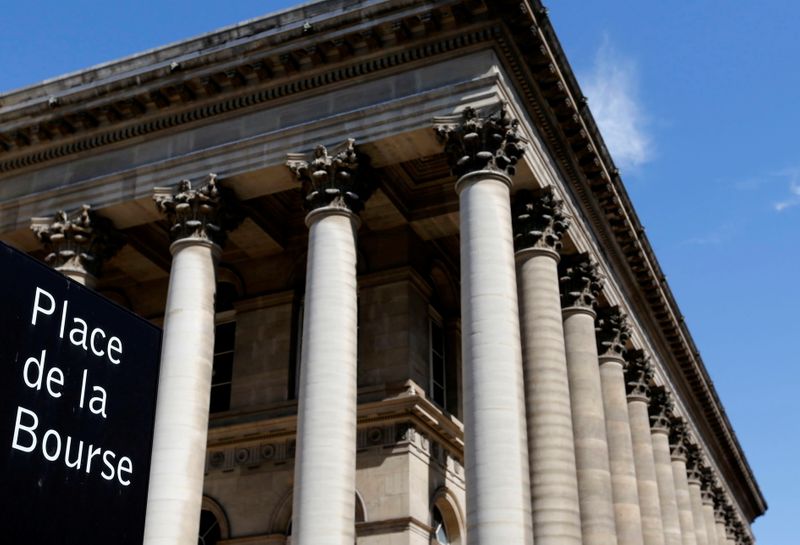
[
  {"left": 31, "top": 204, "right": 124, "bottom": 278},
  {"left": 153, "top": 173, "right": 242, "bottom": 246},
  {"left": 596, "top": 306, "right": 631, "bottom": 360},
  {"left": 668, "top": 417, "right": 690, "bottom": 460},
  {"left": 559, "top": 252, "right": 603, "bottom": 310},
  {"left": 511, "top": 186, "right": 570, "bottom": 252},
  {"left": 286, "top": 138, "right": 374, "bottom": 214},
  {"left": 685, "top": 443, "right": 704, "bottom": 483},
  {"left": 648, "top": 386, "right": 674, "bottom": 432},
  {"left": 625, "top": 349, "right": 654, "bottom": 401},
  {"left": 434, "top": 104, "right": 526, "bottom": 178}
]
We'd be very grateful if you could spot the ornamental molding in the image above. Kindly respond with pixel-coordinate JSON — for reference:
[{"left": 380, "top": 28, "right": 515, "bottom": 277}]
[
  {"left": 559, "top": 252, "right": 603, "bottom": 310},
  {"left": 434, "top": 103, "right": 527, "bottom": 179},
  {"left": 668, "top": 417, "right": 689, "bottom": 460},
  {"left": 625, "top": 349, "right": 654, "bottom": 402},
  {"left": 596, "top": 306, "right": 631, "bottom": 360},
  {"left": 685, "top": 443, "right": 704, "bottom": 483},
  {"left": 30, "top": 204, "right": 124, "bottom": 277},
  {"left": 511, "top": 186, "right": 570, "bottom": 253},
  {"left": 153, "top": 173, "right": 243, "bottom": 246},
  {"left": 648, "top": 385, "right": 673, "bottom": 432},
  {"left": 286, "top": 138, "right": 374, "bottom": 214}
]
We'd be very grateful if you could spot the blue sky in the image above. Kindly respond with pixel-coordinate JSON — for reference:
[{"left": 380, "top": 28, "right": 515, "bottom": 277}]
[{"left": 1, "top": 1, "right": 795, "bottom": 542}]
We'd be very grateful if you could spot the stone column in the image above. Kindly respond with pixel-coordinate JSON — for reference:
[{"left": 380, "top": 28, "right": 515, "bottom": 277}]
[
  {"left": 699, "top": 470, "right": 719, "bottom": 545},
  {"left": 597, "top": 307, "right": 644, "bottom": 545},
  {"left": 713, "top": 494, "right": 730, "bottom": 545},
  {"left": 685, "top": 446, "right": 709, "bottom": 545},
  {"left": 435, "top": 105, "right": 533, "bottom": 545},
  {"left": 649, "top": 387, "right": 683, "bottom": 545},
  {"left": 559, "top": 254, "right": 618, "bottom": 545},
  {"left": 286, "top": 139, "right": 374, "bottom": 545},
  {"left": 625, "top": 351, "right": 665, "bottom": 545},
  {"left": 145, "top": 175, "right": 241, "bottom": 545},
  {"left": 669, "top": 420, "right": 697, "bottom": 545},
  {"left": 512, "top": 187, "right": 582, "bottom": 545},
  {"left": 31, "top": 204, "right": 124, "bottom": 287}
]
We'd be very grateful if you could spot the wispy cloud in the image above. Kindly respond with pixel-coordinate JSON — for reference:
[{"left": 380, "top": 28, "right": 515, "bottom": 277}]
[
  {"left": 581, "top": 36, "right": 652, "bottom": 171},
  {"left": 681, "top": 223, "right": 736, "bottom": 246},
  {"left": 773, "top": 168, "right": 800, "bottom": 212}
]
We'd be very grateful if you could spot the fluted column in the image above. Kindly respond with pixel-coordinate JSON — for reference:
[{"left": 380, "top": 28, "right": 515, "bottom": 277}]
[
  {"left": 669, "top": 420, "right": 697, "bottom": 545},
  {"left": 685, "top": 446, "right": 709, "bottom": 545},
  {"left": 512, "top": 187, "right": 582, "bottom": 545},
  {"left": 31, "top": 204, "right": 124, "bottom": 287},
  {"left": 649, "top": 387, "right": 683, "bottom": 545},
  {"left": 559, "top": 254, "right": 618, "bottom": 545},
  {"left": 625, "top": 352, "right": 665, "bottom": 545},
  {"left": 597, "top": 308, "right": 644, "bottom": 545},
  {"left": 436, "top": 105, "right": 533, "bottom": 544},
  {"left": 145, "top": 175, "right": 241, "bottom": 545},
  {"left": 286, "top": 139, "right": 374, "bottom": 545}
]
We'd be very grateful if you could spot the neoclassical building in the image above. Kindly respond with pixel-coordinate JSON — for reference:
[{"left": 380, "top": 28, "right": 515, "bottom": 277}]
[{"left": 0, "top": 1, "right": 765, "bottom": 544}]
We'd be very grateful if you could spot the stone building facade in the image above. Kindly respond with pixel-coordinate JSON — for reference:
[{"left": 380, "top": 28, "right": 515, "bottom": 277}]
[{"left": 0, "top": 1, "right": 765, "bottom": 544}]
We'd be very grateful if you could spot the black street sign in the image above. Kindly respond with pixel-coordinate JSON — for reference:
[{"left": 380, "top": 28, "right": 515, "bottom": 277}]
[{"left": 0, "top": 242, "right": 162, "bottom": 544}]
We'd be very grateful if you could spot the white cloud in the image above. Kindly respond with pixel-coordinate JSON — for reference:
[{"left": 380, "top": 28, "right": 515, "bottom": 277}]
[
  {"left": 773, "top": 168, "right": 800, "bottom": 211},
  {"left": 581, "top": 36, "right": 652, "bottom": 170}
]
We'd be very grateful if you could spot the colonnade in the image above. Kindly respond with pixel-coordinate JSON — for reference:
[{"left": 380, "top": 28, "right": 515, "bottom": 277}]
[{"left": 28, "top": 106, "right": 754, "bottom": 545}]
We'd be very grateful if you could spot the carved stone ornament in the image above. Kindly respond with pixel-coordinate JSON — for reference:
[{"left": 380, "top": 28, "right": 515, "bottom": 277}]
[
  {"left": 596, "top": 306, "right": 631, "bottom": 360},
  {"left": 434, "top": 103, "right": 527, "bottom": 178},
  {"left": 30, "top": 204, "right": 124, "bottom": 277},
  {"left": 511, "top": 186, "right": 571, "bottom": 252},
  {"left": 684, "top": 443, "right": 704, "bottom": 483},
  {"left": 668, "top": 417, "right": 689, "bottom": 460},
  {"left": 286, "top": 138, "right": 374, "bottom": 214},
  {"left": 699, "top": 466, "right": 717, "bottom": 503},
  {"left": 712, "top": 486, "right": 728, "bottom": 519},
  {"left": 559, "top": 252, "right": 603, "bottom": 309},
  {"left": 153, "top": 173, "right": 243, "bottom": 245},
  {"left": 625, "top": 349, "right": 654, "bottom": 401},
  {"left": 648, "top": 385, "right": 674, "bottom": 432}
]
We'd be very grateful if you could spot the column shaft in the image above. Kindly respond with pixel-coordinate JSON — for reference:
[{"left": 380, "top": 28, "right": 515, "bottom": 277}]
[
  {"left": 563, "top": 308, "right": 618, "bottom": 545},
  {"left": 601, "top": 358, "right": 645, "bottom": 545},
  {"left": 292, "top": 208, "right": 359, "bottom": 545},
  {"left": 671, "top": 458, "right": 697, "bottom": 545},
  {"left": 460, "top": 172, "right": 533, "bottom": 544},
  {"left": 143, "top": 239, "right": 219, "bottom": 545},
  {"left": 702, "top": 504, "right": 718, "bottom": 545},
  {"left": 715, "top": 521, "right": 728, "bottom": 545},
  {"left": 518, "top": 251, "right": 582, "bottom": 545},
  {"left": 688, "top": 482, "right": 709, "bottom": 545},
  {"left": 628, "top": 400, "right": 666, "bottom": 545},
  {"left": 651, "top": 431, "right": 683, "bottom": 545}
]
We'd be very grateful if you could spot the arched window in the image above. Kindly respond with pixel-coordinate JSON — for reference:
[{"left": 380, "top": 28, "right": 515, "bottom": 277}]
[
  {"left": 431, "top": 505, "right": 450, "bottom": 544},
  {"left": 198, "top": 496, "right": 229, "bottom": 545}
]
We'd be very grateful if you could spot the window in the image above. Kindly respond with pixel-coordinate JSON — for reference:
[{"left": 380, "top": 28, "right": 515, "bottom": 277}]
[
  {"left": 429, "top": 316, "right": 447, "bottom": 410},
  {"left": 198, "top": 509, "right": 222, "bottom": 545},
  {"left": 431, "top": 506, "right": 450, "bottom": 544},
  {"left": 211, "top": 320, "right": 235, "bottom": 413}
]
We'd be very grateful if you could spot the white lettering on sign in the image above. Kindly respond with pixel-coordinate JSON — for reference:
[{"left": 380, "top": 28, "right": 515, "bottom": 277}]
[
  {"left": 11, "top": 406, "right": 133, "bottom": 486},
  {"left": 9, "top": 286, "right": 139, "bottom": 488}
]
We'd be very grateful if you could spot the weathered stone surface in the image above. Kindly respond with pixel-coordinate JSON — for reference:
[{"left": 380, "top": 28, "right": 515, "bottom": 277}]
[{"left": 512, "top": 186, "right": 570, "bottom": 252}]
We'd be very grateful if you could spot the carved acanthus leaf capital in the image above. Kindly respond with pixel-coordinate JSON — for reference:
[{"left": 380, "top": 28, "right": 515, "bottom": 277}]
[
  {"left": 699, "top": 466, "right": 717, "bottom": 503},
  {"left": 625, "top": 349, "right": 654, "bottom": 401},
  {"left": 596, "top": 306, "right": 631, "bottom": 360},
  {"left": 434, "top": 104, "right": 526, "bottom": 178},
  {"left": 559, "top": 252, "right": 603, "bottom": 309},
  {"left": 684, "top": 443, "right": 704, "bottom": 483},
  {"left": 286, "top": 138, "right": 374, "bottom": 214},
  {"left": 712, "top": 487, "right": 728, "bottom": 519},
  {"left": 648, "top": 385, "right": 674, "bottom": 431},
  {"left": 512, "top": 186, "right": 570, "bottom": 252},
  {"left": 31, "top": 204, "right": 124, "bottom": 277},
  {"left": 153, "top": 173, "right": 242, "bottom": 245},
  {"left": 668, "top": 417, "right": 690, "bottom": 460}
]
